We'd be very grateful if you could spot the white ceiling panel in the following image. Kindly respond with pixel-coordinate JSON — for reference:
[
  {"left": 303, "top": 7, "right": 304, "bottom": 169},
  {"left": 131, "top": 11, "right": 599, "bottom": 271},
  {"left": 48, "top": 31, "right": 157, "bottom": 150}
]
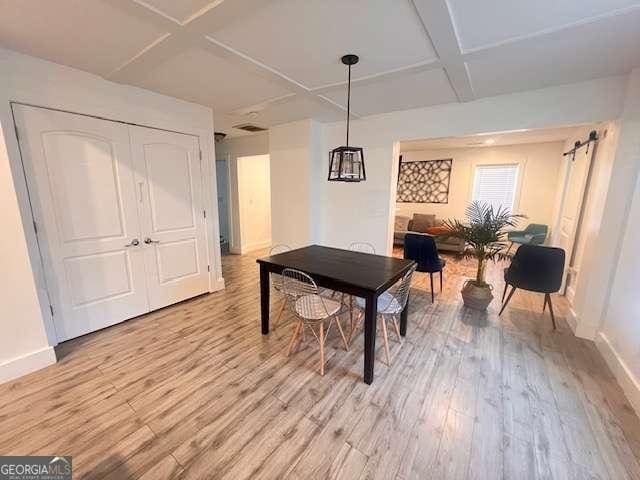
[
  {"left": 247, "top": 95, "right": 345, "bottom": 126},
  {"left": 466, "top": 10, "right": 640, "bottom": 98},
  {"left": 0, "top": 0, "right": 167, "bottom": 76},
  {"left": 134, "top": 47, "right": 292, "bottom": 112},
  {"left": 209, "top": 0, "right": 437, "bottom": 89},
  {"left": 400, "top": 125, "right": 584, "bottom": 151},
  {"left": 136, "top": 0, "right": 217, "bottom": 24},
  {"left": 322, "top": 68, "right": 457, "bottom": 117},
  {"left": 448, "top": 0, "right": 640, "bottom": 52}
]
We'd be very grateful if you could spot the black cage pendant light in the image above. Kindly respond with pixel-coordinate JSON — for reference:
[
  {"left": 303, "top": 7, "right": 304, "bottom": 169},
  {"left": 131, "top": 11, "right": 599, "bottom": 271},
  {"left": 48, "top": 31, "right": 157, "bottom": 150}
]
[{"left": 328, "top": 54, "right": 366, "bottom": 182}]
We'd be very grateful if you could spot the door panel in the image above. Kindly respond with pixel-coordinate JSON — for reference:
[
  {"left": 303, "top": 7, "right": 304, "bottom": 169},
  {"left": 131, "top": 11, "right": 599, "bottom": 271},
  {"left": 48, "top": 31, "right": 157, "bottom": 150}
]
[
  {"left": 156, "top": 239, "right": 199, "bottom": 283},
  {"left": 554, "top": 145, "right": 595, "bottom": 292},
  {"left": 42, "top": 132, "right": 126, "bottom": 242},
  {"left": 130, "top": 126, "right": 208, "bottom": 310},
  {"left": 14, "top": 105, "right": 149, "bottom": 341},
  {"left": 64, "top": 250, "right": 134, "bottom": 306},
  {"left": 145, "top": 143, "right": 196, "bottom": 233}
]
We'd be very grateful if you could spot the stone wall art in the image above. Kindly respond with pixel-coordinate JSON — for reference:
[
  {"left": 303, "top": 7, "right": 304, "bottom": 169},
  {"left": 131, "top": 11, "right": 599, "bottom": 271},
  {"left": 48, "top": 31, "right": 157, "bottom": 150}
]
[{"left": 396, "top": 158, "right": 452, "bottom": 203}]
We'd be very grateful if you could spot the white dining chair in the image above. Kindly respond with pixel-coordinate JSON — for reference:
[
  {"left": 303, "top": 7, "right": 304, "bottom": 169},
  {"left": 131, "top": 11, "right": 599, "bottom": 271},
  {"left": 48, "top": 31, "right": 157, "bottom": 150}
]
[
  {"left": 345, "top": 241, "right": 376, "bottom": 331},
  {"left": 282, "top": 268, "right": 349, "bottom": 376},
  {"left": 269, "top": 244, "right": 292, "bottom": 328},
  {"left": 349, "top": 241, "right": 376, "bottom": 254},
  {"left": 348, "top": 265, "right": 416, "bottom": 366}
]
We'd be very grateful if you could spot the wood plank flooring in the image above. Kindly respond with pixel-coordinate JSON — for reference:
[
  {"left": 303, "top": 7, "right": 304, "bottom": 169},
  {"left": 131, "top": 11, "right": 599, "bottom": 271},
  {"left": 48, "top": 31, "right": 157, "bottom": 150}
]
[{"left": 1, "top": 248, "right": 639, "bottom": 479}]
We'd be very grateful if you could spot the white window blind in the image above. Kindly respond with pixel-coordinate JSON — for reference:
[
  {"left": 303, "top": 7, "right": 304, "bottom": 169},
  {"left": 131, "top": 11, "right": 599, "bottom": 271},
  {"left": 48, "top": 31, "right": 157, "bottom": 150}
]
[{"left": 472, "top": 164, "right": 519, "bottom": 213}]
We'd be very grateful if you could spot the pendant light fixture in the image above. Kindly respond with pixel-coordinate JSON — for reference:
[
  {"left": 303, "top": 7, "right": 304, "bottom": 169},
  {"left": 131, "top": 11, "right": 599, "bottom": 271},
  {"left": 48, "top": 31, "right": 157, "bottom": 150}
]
[{"left": 328, "top": 54, "right": 366, "bottom": 182}]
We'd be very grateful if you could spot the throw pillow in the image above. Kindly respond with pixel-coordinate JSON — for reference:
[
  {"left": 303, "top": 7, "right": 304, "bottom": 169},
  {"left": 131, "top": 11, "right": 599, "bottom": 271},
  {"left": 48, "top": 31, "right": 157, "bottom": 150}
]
[
  {"left": 394, "top": 215, "right": 410, "bottom": 232},
  {"left": 411, "top": 214, "right": 436, "bottom": 232},
  {"left": 425, "top": 226, "right": 450, "bottom": 236}
]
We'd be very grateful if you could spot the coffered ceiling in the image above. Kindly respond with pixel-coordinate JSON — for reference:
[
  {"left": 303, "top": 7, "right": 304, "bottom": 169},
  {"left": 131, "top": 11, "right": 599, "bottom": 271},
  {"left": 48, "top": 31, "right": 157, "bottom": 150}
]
[{"left": 1, "top": 0, "right": 639, "bottom": 137}]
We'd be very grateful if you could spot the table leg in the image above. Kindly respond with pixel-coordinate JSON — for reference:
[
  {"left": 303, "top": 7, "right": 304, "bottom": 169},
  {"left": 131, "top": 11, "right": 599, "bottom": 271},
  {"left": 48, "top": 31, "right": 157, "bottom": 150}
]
[
  {"left": 400, "top": 290, "right": 410, "bottom": 336},
  {"left": 364, "top": 293, "right": 378, "bottom": 384},
  {"left": 260, "top": 265, "right": 270, "bottom": 335}
]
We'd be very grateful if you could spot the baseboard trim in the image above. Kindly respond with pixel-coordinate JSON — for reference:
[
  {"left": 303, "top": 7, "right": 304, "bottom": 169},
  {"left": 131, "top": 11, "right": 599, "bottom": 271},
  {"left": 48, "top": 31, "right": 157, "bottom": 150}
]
[
  {"left": 596, "top": 332, "right": 640, "bottom": 417},
  {"left": 210, "top": 277, "right": 225, "bottom": 292},
  {"left": 240, "top": 240, "right": 271, "bottom": 254},
  {"left": 566, "top": 307, "right": 599, "bottom": 340},
  {"left": 566, "top": 307, "right": 578, "bottom": 334},
  {"left": 0, "top": 346, "right": 56, "bottom": 384}
]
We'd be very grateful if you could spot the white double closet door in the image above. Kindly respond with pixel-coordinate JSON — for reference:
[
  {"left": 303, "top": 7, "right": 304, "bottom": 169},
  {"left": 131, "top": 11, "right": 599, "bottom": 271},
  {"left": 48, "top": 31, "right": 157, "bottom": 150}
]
[{"left": 14, "top": 105, "right": 210, "bottom": 342}]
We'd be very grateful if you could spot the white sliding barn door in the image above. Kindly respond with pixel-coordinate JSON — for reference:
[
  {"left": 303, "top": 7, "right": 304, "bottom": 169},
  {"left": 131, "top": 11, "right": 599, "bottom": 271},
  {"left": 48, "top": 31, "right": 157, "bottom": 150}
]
[
  {"left": 13, "top": 105, "right": 149, "bottom": 341},
  {"left": 554, "top": 145, "right": 595, "bottom": 292},
  {"left": 130, "top": 126, "right": 209, "bottom": 310}
]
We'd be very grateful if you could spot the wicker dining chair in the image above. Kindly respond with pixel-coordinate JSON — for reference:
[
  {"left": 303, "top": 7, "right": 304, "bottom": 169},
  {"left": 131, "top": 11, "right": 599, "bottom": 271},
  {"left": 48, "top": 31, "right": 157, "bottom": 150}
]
[
  {"left": 345, "top": 242, "right": 376, "bottom": 330},
  {"left": 349, "top": 241, "right": 376, "bottom": 254},
  {"left": 282, "top": 268, "right": 349, "bottom": 376},
  {"left": 348, "top": 265, "right": 416, "bottom": 366},
  {"left": 269, "top": 244, "right": 292, "bottom": 328}
]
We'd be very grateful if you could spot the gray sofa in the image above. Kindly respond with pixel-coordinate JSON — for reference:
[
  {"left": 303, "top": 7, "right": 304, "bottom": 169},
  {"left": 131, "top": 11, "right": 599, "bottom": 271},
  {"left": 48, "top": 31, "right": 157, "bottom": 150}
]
[{"left": 394, "top": 213, "right": 465, "bottom": 253}]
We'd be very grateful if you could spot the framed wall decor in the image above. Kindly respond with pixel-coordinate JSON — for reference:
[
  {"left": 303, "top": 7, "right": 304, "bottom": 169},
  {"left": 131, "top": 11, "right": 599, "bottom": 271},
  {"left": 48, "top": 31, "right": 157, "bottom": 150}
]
[{"left": 396, "top": 157, "right": 453, "bottom": 204}]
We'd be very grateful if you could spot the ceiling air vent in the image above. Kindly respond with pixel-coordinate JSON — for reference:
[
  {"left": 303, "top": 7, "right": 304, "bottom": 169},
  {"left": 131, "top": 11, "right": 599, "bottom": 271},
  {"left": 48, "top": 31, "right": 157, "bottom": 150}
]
[{"left": 233, "top": 123, "right": 267, "bottom": 133}]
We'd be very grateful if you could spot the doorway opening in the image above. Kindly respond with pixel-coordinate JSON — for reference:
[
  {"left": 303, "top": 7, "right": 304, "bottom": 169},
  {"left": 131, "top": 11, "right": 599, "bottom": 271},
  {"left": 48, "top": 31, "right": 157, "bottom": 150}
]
[
  {"left": 216, "top": 154, "right": 272, "bottom": 256},
  {"left": 390, "top": 122, "right": 617, "bottom": 328}
]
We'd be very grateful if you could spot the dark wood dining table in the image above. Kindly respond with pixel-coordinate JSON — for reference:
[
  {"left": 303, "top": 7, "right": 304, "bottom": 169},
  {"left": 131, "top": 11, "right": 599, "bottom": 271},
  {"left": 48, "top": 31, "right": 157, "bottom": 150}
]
[{"left": 256, "top": 245, "right": 416, "bottom": 384}]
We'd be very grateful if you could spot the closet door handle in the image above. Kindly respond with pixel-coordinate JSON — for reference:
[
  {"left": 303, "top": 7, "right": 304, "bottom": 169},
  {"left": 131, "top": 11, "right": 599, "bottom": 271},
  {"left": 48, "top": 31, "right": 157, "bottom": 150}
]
[
  {"left": 144, "top": 237, "right": 159, "bottom": 244},
  {"left": 125, "top": 238, "right": 140, "bottom": 247}
]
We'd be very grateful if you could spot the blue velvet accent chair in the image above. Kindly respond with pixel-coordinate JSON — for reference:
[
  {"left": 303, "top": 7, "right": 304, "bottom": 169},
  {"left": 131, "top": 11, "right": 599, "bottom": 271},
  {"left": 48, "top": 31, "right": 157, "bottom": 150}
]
[
  {"left": 499, "top": 244, "right": 565, "bottom": 329},
  {"left": 403, "top": 233, "right": 446, "bottom": 303},
  {"left": 507, "top": 223, "right": 548, "bottom": 252}
]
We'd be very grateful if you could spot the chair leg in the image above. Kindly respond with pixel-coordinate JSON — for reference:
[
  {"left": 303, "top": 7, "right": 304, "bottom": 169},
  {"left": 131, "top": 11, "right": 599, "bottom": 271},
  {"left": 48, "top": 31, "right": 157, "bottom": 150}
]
[
  {"left": 319, "top": 322, "right": 325, "bottom": 376},
  {"left": 502, "top": 282, "right": 509, "bottom": 303},
  {"left": 347, "top": 311, "right": 363, "bottom": 346},
  {"left": 430, "top": 273, "right": 434, "bottom": 303},
  {"left": 545, "top": 294, "right": 557, "bottom": 330},
  {"left": 380, "top": 316, "right": 391, "bottom": 366},
  {"left": 499, "top": 286, "right": 517, "bottom": 316},
  {"left": 273, "top": 297, "right": 287, "bottom": 328},
  {"left": 439, "top": 270, "right": 443, "bottom": 292},
  {"left": 391, "top": 317, "right": 402, "bottom": 344},
  {"left": 334, "top": 316, "right": 349, "bottom": 351},
  {"left": 543, "top": 294, "right": 548, "bottom": 313},
  {"left": 286, "top": 321, "right": 302, "bottom": 356},
  {"left": 349, "top": 295, "right": 354, "bottom": 329}
]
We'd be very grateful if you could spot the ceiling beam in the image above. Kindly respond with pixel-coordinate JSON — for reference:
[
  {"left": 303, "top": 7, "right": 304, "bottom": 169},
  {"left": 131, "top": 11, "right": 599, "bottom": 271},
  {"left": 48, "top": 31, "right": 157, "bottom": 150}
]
[
  {"left": 201, "top": 36, "right": 359, "bottom": 117},
  {"left": 104, "top": 0, "right": 354, "bottom": 117},
  {"left": 310, "top": 59, "right": 443, "bottom": 95},
  {"left": 410, "top": 0, "right": 475, "bottom": 102},
  {"left": 105, "top": 0, "right": 274, "bottom": 83}
]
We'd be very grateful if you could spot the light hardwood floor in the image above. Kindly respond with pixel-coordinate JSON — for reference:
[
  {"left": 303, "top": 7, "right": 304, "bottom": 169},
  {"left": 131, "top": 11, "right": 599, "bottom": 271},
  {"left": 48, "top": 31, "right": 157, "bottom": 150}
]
[{"left": 1, "top": 249, "right": 639, "bottom": 479}]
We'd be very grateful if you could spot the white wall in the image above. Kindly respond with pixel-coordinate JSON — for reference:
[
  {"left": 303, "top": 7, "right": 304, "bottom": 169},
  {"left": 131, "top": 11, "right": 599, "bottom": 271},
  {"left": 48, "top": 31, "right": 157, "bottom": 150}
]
[
  {"left": 237, "top": 154, "right": 271, "bottom": 252},
  {"left": 592, "top": 69, "right": 640, "bottom": 415},
  {"left": 396, "top": 142, "right": 564, "bottom": 228},
  {"left": 0, "top": 47, "right": 223, "bottom": 380},
  {"left": 216, "top": 133, "right": 269, "bottom": 253},
  {"left": 0, "top": 124, "right": 55, "bottom": 383},
  {"left": 598, "top": 169, "right": 640, "bottom": 416},
  {"left": 319, "top": 75, "right": 627, "bottom": 254},
  {"left": 269, "top": 119, "right": 323, "bottom": 248}
]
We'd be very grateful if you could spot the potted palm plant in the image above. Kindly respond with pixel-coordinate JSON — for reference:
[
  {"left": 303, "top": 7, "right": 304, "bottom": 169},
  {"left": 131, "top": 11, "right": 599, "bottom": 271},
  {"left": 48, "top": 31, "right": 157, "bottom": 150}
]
[{"left": 442, "top": 202, "right": 525, "bottom": 310}]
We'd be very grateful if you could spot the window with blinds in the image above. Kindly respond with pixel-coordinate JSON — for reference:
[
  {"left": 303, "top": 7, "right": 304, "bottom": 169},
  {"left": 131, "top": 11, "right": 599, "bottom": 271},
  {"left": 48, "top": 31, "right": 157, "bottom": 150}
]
[{"left": 472, "top": 164, "right": 519, "bottom": 213}]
